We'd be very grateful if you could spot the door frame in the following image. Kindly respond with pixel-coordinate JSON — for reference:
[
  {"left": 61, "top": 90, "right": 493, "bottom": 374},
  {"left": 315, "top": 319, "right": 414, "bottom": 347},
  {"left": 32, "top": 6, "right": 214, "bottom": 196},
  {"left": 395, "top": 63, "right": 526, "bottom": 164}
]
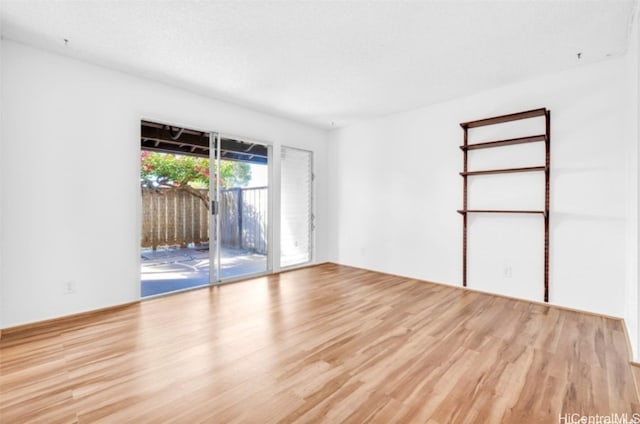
[{"left": 210, "top": 132, "right": 220, "bottom": 284}]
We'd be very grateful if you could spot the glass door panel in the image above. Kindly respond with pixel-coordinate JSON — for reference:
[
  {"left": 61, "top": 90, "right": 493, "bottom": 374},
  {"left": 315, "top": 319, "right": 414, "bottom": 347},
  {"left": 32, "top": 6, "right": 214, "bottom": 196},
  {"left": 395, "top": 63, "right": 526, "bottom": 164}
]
[
  {"left": 140, "top": 121, "right": 212, "bottom": 297},
  {"left": 217, "top": 138, "right": 269, "bottom": 280}
]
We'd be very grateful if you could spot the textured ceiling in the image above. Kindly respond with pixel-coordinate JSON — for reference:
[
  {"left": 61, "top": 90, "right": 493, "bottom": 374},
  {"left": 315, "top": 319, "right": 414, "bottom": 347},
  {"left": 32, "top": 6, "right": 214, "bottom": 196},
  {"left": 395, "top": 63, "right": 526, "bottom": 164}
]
[{"left": 1, "top": 1, "right": 638, "bottom": 129}]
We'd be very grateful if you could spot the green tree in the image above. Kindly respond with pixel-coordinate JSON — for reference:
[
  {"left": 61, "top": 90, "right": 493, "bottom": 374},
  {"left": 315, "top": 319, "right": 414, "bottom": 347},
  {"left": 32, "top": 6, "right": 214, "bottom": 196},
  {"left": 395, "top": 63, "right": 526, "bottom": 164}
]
[
  {"left": 219, "top": 161, "right": 252, "bottom": 189},
  {"left": 140, "top": 151, "right": 251, "bottom": 208}
]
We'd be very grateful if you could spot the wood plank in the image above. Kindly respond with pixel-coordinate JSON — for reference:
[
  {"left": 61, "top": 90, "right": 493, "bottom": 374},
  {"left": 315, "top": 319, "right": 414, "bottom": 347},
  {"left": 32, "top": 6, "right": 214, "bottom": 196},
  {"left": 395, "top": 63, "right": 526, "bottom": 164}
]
[
  {"left": 0, "top": 264, "right": 637, "bottom": 422},
  {"left": 459, "top": 134, "right": 546, "bottom": 151},
  {"left": 460, "top": 108, "right": 547, "bottom": 128},
  {"left": 631, "top": 363, "right": 640, "bottom": 403},
  {"left": 460, "top": 165, "right": 547, "bottom": 176},
  {"left": 457, "top": 209, "right": 546, "bottom": 215}
]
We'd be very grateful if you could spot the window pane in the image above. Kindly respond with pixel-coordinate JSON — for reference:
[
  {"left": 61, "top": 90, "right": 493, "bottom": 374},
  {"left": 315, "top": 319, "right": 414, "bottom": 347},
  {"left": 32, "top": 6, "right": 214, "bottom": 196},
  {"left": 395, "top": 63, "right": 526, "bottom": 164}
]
[{"left": 280, "top": 147, "right": 313, "bottom": 267}]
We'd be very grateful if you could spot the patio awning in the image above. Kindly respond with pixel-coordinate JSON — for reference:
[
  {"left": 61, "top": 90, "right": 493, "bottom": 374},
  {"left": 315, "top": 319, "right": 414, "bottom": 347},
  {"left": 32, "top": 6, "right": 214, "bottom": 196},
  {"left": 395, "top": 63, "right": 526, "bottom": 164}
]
[{"left": 141, "top": 121, "right": 268, "bottom": 164}]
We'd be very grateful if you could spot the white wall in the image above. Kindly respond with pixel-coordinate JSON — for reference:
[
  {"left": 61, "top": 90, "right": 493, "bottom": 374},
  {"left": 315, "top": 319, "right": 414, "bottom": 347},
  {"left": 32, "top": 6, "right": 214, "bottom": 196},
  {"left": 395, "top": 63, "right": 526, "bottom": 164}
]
[
  {"left": 637, "top": 8, "right": 640, "bottom": 361},
  {"left": 329, "top": 55, "right": 632, "bottom": 318},
  {"left": 625, "top": 9, "right": 639, "bottom": 360},
  {"left": 0, "top": 24, "right": 4, "bottom": 332},
  {"left": 0, "top": 40, "right": 328, "bottom": 329}
]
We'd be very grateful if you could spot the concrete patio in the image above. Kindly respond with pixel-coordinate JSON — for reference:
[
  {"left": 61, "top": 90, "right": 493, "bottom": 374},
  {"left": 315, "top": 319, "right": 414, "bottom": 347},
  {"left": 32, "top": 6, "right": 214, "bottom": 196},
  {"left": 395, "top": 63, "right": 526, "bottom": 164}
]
[{"left": 141, "top": 245, "right": 267, "bottom": 297}]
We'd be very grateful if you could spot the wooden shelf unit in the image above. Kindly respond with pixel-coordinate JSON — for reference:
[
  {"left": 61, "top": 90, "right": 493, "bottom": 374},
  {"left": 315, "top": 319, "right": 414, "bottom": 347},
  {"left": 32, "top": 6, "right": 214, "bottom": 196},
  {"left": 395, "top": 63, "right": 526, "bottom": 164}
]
[{"left": 459, "top": 108, "right": 551, "bottom": 302}]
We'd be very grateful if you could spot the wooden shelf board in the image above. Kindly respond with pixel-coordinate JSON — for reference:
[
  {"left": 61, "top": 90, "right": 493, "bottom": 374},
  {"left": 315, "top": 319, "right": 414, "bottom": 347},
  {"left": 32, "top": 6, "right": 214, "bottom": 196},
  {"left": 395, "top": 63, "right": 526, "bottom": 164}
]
[
  {"left": 460, "top": 166, "right": 547, "bottom": 177},
  {"left": 460, "top": 108, "right": 547, "bottom": 129},
  {"left": 457, "top": 209, "right": 546, "bottom": 216},
  {"left": 460, "top": 134, "right": 546, "bottom": 151}
]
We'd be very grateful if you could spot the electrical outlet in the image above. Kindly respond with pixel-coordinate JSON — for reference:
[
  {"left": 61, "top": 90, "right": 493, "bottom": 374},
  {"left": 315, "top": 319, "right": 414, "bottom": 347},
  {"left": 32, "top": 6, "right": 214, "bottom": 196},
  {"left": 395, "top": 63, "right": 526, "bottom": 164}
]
[
  {"left": 63, "top": 281, "right": 77, "bottom": 295},
  {"left": 503, "top": 266, "right": 513, "bottom": 278}
]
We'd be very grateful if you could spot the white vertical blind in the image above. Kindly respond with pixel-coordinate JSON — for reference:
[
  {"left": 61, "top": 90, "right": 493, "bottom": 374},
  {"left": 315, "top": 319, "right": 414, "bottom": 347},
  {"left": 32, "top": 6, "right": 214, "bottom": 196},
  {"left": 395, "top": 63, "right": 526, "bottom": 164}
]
[{"left": 280, "top": 146, "right": 313, "bottom": 268}]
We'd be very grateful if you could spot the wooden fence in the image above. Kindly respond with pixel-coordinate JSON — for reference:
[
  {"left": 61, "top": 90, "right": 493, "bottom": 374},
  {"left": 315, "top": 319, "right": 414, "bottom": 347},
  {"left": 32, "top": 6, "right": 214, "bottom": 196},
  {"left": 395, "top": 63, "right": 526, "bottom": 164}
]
[
  {"left": 141, "top": 187, "right": 267, "bottom": 254},
  {"left": 141, "top": 188, "right": 208, "bottom": 249}
]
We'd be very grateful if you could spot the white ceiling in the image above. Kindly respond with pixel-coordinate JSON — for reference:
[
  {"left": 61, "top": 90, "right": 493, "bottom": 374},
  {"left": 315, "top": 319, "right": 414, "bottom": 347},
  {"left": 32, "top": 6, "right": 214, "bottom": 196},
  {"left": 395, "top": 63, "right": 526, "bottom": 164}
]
[{"left": 1, "top": 1, "right": 638, "bottom": 129}]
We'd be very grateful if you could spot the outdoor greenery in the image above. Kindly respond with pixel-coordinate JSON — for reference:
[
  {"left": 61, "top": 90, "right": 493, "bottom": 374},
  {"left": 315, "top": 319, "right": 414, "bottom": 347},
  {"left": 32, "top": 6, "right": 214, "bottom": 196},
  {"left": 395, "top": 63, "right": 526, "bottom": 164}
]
[{"left": 140, "top": 151, "right": 251, "bottom": 208}]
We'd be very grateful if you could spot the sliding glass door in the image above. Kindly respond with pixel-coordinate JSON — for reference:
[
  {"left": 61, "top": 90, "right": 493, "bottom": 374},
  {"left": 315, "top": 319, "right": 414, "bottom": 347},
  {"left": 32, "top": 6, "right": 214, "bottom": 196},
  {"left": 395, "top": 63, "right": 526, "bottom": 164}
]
[
  {"left": 140, "top": 122, "right": 270, "bottom": 297},
  {"left": 139, "top": 122, "right": 321, "bottom": 293},
  {"left": 280, "top": 146, "right": 313, "bottom": 268}
]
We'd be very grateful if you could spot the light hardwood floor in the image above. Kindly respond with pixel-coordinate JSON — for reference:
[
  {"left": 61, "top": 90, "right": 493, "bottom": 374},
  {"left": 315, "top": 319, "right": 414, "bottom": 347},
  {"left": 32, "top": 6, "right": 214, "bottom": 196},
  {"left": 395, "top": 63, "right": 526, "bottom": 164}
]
[{"left": 1, "top": 263, "right": 638, "bottom": 423}]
